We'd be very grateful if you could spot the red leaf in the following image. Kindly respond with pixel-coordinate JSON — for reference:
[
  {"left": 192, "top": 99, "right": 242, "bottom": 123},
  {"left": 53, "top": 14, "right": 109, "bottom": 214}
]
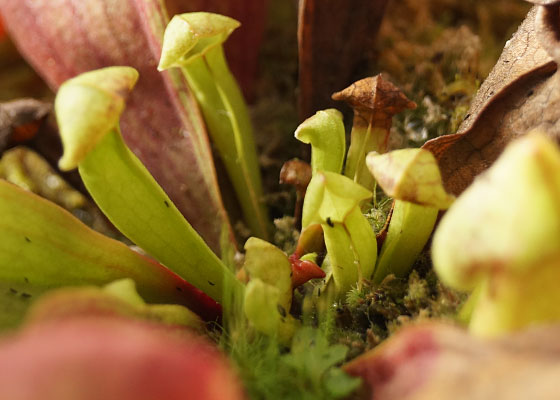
[
  {"left": 0, "top": 317, "right": 245, "bottom": 400},
  {"left": 0, "top": 0, "right": 234, "bottom": 253},
  {"left": 298, "top": 0, "right": 389, "bottom": 120},
  {"left": 345, "top": 323, "right": 560, "bottom": 400}
]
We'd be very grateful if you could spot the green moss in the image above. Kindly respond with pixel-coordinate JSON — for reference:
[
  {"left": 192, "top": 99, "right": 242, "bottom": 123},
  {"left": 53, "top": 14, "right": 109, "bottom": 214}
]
[{"left": 330, "top": 254, "right": 466, "bottom": 355}]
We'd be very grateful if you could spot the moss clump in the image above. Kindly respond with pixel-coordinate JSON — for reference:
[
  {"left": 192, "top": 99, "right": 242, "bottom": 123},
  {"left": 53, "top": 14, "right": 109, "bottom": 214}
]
[{"left": 330, "top": 253, "right": 466, "bottom": 358}]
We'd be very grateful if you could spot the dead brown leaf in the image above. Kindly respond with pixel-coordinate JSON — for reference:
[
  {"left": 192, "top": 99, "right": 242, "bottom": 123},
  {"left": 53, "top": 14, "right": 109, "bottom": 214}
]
[
  {"left": 423, "top": 4, "right": 560, "bottom": 195},
  {"left": 345, "top": 322, "right": 560, "bottom": 400},
  {"left": 0, "top": 99, "right": 50, "bottom": 152},
  {"left": 279, "top": 158, "right": 312, "bottom": 228}
]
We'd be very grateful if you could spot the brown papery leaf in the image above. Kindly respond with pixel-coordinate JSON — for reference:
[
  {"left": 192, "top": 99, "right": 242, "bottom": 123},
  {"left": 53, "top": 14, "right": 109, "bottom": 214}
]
[
  {"left": 298, "top": 0, "right": 389, "bottom": 120},
  {"left": 279, "top": 158, "right": 312, "bottom": 228},
  {"left": 0, "top": 0, "right": 234, "bottom": 254},
  {"left": 423, "top": 4, "right": 560, "bottom": 196},
  {"left": 345, "top": 322, "right": 560, "bottom": 400},
  {"left": 0, "top": 99, "right": 50, "bottom": 152}
]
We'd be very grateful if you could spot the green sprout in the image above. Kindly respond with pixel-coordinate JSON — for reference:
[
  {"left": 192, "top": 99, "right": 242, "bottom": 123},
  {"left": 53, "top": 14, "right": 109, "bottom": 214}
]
[
  {"left": 159, "top": 12, "right": 269, "bottom": 240},
  {"left": 432, "top": 132, "right": 560, "bottom": 337},
  {"left": 333, "top": 75, "right": 416, "bottom": 190},
  {"left": 55, "top": 66, "right": 243, "bottom": 309},
  {"left": 295, "top": 109, "right": 346, "bottom": 175},
  {"left": 242, "top": 237, "right": 298, "bottom": 342},
  {"left": 302, "top": 171, "right": 377, "bottom": 297},
  {"left": 367, "top": 148, "right": 454, "bottom": 283}
]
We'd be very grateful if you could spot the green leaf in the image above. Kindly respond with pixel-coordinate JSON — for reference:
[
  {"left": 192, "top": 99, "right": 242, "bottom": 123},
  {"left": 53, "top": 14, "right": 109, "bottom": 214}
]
[
  {"left": 28, "top": 279, "right": 204, "bottom": 330},
  {"left": 243, "top": 237, "right": 292, "bottom": 308},
  {"left": 373, "top": 202, "right": 438, "bottom": 283},
  {"left": 366, "top": 148, "right": 455, "bottom": 209},
  {"left": 366, "top": 148, "right": 454, "bottom": 283},
  {"left": 345, "top": 207, "right": 377, "bottom": 281},
  {"left": 244, "top": 279, "right": 296, "bottom": 342},
  {"left": 323, "top": 223, "right": 359, "bottom": 296},
  {"left": 302, "top": 171, "right": 371, "bottom": 228},
  {"left": 282, "top": 327, "right": 359, "bottom": 399},
  {"left": 295, "top": 109, "right": 346, "bottom": 175},
  {"left": 433, "top": 133, "right": 560, "bottom": 337},
  {"left": 55, "top": 67, "right": 139, "bottom": 171},
  {"left": 160, "top": 14, "right": 269, "bottom": 239},
  {"left": 301, "top": 171, "right": 376, "bottom": 295},
  {"left": 158, "top": 12, "right": 240, "bottom": 70},
  {"left": 433, "top": 132, "right": 560, "bottom": 291},
  {"left": 78, "top": 129, "right": 242, "bottom": 306},
  {"left": 324, "top": 368, "right": 362, "bottom": 398},
  {"left": 55, "top": 66, "right": 242, "bottom": 307},
  {"left": 0, "top": 180, "right": 206, "bottom": 329}
]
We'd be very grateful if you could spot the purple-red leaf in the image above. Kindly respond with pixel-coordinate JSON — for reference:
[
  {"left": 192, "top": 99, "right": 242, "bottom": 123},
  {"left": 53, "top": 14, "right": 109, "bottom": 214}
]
[
  {"left": 0, "top": 0, "right": 233, "bottom": 253},
  {"left": 298, "top": 0, "right": 389, "bottom": 120},
  {"left": 345, "top": 323, "right": 560, "bottom": 400},
  {"left": 0, "top": 316, "right": 245, "bottom": 400}
]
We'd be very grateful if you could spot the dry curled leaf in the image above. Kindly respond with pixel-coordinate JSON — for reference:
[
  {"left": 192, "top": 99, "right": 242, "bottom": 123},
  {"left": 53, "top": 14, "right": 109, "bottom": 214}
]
[
  {"left": 333, "top": 75, "right": 417, "bottom": 135},
  {"left": 423, "top": 4, "right": 560, "bottom": 195},
  {"left": 345, "top": 322, "right": 560, "bottom": 400},
  {"left": 298, "top": 0, "right": 389, "bottom": 120},
  {"left": 279, "top": 158, "right": 312, "bottom": 228},
  {"left": 0, "top": 99, "right": 50, "bottom": 152}
]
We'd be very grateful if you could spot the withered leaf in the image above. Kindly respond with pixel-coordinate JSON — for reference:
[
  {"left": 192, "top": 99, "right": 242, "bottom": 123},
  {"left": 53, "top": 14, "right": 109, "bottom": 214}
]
[
  {"left": 332, "top": 75, "right": 417, "bottom": 134},
  {"left": 423, "top": 5, "right": 560, "bottom": 195},
  {"left": 279, "top": 158, "right": 312, "bottom": 228},
  {"left": 345, "top": 323, "right": 560, "bottom": 400},
  {"left": 298, "top": 0, "right": 389, "bottom": 120},
  {"left": 0, "top": 99, "right": 50, "bottom": 152}
]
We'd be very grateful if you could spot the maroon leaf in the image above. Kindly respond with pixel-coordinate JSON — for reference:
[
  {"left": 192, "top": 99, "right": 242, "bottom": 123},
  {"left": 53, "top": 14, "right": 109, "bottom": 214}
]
[
  {"left": 298, "top": 0, "right": 389, "bottom": 120},
  {"left": 345, "top": 323, "right": 560, "bottom": 400},
  {"left": 0, "top": 0, "right": 234, "bottom": 253},
  {"left": 0, "top": 316, "right": 245, "bottom": 400}
]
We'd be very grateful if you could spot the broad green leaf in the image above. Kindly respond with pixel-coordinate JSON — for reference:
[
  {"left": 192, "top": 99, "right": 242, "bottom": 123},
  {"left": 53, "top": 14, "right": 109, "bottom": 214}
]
[{"left": 0, "top": 180, "right": 208, "bottom": 329}]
